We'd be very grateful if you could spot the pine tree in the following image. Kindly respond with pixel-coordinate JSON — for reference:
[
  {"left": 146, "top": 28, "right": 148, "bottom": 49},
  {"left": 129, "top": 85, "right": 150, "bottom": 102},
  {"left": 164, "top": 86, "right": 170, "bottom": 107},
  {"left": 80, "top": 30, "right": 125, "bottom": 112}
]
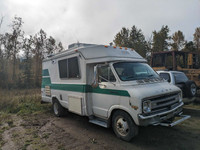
[
  {"left": 152, "top": 25, "right": 170, "bottom": 52},
  {"left": 58, "top": 42, "right": 64, "bottom": 52},
  {"left": 32, "top": 29, "right": 47, "bottom": 87},
  {"left": 193, "top": 27, "right": 200, "bottom": 51},
  {"left": 113, "top": 26, "right": 148, "bottom": 58},
  {"left": 9, "top": 16, "right": 24, "bottom": 85},
  {"left": 183, "top": 41, "right": 196, "bottom": 52},
  {"left": 171, "top": 30, "right": 185, "bottom": 51},
  {"left": 129, "top": 25, "right": 148, "bottom": 58},
  {"left": 46, "top": 36, "right": 56, "bottom": 54},
  {"left": 23, "top": 36, "right": 34, "bottom": 88},
  {"left": 113, "top": 27, "right": 130, "bottom": 47}
]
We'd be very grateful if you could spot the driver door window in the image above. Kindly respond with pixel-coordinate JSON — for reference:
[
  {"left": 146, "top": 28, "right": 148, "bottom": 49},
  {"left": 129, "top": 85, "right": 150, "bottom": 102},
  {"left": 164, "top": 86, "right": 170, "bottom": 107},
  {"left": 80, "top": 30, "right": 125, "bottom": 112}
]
[{"left": 98, "top": 66, "right": 116, "bottom": 83}]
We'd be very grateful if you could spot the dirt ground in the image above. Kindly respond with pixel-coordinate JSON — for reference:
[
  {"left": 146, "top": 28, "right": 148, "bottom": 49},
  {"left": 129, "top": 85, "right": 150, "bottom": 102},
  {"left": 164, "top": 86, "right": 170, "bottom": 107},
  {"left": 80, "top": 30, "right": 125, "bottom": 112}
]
[{"left": 0, "top": 107, "right": 200, "bottom": 150}]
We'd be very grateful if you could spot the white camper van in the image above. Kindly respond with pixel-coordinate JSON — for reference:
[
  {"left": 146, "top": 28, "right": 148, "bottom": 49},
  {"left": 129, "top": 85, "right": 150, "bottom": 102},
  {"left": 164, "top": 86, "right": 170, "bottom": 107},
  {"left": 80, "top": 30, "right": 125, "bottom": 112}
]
[{"left": 41, "top": 43, "right": 190, "bottom": 141}]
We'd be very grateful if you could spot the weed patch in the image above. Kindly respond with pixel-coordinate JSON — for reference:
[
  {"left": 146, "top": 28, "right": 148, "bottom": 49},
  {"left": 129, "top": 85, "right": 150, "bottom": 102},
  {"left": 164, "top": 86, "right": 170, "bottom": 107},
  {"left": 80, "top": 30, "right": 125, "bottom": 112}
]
[{"left": 0, "top": 89, "right": 51, "bottom": 115}]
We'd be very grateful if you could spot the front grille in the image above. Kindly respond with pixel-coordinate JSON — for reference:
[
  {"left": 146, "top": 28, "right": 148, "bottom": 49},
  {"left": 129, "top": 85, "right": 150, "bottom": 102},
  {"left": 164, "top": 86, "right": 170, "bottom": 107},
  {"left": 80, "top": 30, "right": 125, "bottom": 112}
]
[{"left": 144, "top": 92, "right": 181, "bottom": 115}]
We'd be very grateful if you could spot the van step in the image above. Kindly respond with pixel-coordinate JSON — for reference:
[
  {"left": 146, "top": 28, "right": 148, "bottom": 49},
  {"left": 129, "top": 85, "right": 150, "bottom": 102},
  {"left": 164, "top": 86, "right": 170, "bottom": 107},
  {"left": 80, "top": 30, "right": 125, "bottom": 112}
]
[{"left": 89, "top": 119, "right": 108, "bottom": 128}]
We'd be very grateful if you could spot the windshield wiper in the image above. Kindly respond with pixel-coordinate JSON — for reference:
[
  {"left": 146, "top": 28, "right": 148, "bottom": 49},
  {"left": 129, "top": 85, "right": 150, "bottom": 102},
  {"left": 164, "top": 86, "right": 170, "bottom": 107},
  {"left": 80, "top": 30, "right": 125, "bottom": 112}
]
[
  {"left": 147, "top": 74, "right": 154, "bottom": 77},
  {"left": 126, "top": 75, "right": 136, "bottom": 79}
]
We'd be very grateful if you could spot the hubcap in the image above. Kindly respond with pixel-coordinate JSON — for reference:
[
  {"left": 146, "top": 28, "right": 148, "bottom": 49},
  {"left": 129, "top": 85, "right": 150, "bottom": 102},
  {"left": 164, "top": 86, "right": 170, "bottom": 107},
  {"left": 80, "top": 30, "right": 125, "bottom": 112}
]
[
  {"left": 53, "top": 103, "right": 59, "bottom": 115},
  {"left": 191, "top": 84, "right": 196, "bottom": 96},
  {"left": 116, "top": 117, "right": 129, "bottom": 136}
]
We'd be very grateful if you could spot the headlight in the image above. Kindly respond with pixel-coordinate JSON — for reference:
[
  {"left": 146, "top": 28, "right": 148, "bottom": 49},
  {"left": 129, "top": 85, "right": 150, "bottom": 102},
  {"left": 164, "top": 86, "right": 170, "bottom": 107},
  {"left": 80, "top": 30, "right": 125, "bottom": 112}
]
[
  {"left": 178, "top": 92, "right": 182, "bottom": 102},
  {"left": 143, "top": 100, "right": 151, "bottom": 113}
]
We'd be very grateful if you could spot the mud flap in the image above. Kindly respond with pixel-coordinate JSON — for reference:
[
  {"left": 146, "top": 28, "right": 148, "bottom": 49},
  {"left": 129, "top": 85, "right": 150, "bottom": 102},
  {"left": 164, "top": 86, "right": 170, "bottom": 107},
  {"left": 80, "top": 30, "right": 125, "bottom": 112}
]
[{"left": 159, "top": 115, "right": 191, "bottom": 127}]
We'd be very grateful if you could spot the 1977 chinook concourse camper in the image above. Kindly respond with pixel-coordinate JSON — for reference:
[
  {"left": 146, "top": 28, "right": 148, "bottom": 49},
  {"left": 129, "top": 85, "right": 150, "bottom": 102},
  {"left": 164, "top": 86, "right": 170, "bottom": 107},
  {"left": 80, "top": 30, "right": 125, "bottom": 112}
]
[{"left": 41, "top": 43, "right": 190, "bottom": 141}]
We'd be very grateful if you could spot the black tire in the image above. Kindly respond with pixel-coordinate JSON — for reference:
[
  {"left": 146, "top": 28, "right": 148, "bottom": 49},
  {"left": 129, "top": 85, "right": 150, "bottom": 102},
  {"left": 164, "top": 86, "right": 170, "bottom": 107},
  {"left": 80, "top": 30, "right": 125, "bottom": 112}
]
[
  {"left": 52, "top": 99, "right": 65, "bottom": 117},
  {"left": 185, "top": 81, "right": 197, "bottom": 97},
  {"left": 112, "top": 110, "right": 138, "bottom": 141}
]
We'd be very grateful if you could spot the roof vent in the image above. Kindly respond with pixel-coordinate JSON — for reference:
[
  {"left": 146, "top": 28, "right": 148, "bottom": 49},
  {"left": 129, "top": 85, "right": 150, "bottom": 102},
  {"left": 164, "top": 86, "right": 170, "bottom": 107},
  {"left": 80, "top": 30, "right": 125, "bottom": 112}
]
[{"left": 68, "top": 43, "right": 96, "bottom": 49}]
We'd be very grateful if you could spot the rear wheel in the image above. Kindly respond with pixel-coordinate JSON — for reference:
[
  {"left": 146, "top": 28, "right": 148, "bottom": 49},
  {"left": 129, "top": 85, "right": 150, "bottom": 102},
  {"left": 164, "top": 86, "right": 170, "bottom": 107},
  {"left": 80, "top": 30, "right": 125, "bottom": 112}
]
[
  {"left": 112, "top": 110, "right": 138, "bottom": 141},
  {"left": 190, "top": 83, "right": 197, "bottom": 97},
  {"left": 52, "top": 100, "right": 65, "bottom": 117},
  {"left": 186, "top": 81, "right": 197, "bottom": 97}
]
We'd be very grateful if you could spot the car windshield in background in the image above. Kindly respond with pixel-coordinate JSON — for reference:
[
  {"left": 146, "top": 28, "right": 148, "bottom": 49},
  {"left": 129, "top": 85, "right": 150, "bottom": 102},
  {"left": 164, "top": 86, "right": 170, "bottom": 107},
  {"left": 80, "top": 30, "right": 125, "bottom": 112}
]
[
  {"left": 113, "top": 62, "right": 159, "bottom": 81},
  {"left": 173, "top": 72, "right": 188, "bottom": 84}
]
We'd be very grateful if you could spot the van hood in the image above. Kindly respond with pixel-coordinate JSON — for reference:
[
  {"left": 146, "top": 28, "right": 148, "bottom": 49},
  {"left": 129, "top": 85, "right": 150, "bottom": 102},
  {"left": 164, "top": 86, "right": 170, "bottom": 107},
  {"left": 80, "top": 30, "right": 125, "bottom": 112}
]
[{"left": 125, "top": 81, "right": 181, "bottom": 101}]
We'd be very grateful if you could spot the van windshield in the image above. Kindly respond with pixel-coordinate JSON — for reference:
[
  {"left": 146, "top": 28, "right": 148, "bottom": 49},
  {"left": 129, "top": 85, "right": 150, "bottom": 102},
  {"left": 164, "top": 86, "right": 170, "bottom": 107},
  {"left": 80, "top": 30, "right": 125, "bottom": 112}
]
[{"left": 113, "top": 62, "right": 159, "bottom": 81}]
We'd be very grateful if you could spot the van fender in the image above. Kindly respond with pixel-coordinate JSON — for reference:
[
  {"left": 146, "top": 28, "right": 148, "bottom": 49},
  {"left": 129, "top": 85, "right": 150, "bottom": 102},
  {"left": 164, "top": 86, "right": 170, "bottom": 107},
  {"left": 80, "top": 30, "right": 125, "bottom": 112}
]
[
  {"left": 51, "top": 95, "right": 59, "bottom": 103},
  {"left": 107, "top": 105, "right": 139, "bottom": 126},
  {"left": 52, "top": 95, "right": 68, "bottom": 109}
]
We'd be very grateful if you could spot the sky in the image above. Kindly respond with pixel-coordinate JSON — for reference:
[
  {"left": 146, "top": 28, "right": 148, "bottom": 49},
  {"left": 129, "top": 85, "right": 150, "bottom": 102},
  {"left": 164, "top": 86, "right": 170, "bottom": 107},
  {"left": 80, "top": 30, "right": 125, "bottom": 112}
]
[{"left": 0, "top": 0, "right": 199, "bottom": 48}]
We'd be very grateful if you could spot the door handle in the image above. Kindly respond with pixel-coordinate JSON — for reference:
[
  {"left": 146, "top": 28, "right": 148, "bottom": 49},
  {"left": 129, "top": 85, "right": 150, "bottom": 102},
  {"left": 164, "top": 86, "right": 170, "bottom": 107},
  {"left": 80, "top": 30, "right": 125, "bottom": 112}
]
[{"left": 109, "top": 91, "right": 118, "bottom": 94}]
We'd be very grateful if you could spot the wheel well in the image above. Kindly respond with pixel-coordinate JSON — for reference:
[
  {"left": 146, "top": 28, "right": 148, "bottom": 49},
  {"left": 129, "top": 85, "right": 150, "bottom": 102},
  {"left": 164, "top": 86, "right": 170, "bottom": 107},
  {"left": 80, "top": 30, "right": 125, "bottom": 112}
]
[
  {"left": 52, "top": 97, "right": 58, "bottom": 103},
  {"left": 109, "top": 109, "right": 133, "bottom": 127}
]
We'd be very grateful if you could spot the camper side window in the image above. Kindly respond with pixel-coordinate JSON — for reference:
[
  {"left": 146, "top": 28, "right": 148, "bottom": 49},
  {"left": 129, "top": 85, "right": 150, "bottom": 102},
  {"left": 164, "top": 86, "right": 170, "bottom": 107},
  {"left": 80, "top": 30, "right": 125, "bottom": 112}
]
[
  {"left": 58, "top": 59, "right": 68, "bottom": 78},
  {"left": 68, "top": 57, "right": 80, "bottom": 78},
  {"left": 58, "top": 57, "right": 80, "bottom": 79},
  {"left": 98, "top": 66, "right": 116, "bottom": 82}
]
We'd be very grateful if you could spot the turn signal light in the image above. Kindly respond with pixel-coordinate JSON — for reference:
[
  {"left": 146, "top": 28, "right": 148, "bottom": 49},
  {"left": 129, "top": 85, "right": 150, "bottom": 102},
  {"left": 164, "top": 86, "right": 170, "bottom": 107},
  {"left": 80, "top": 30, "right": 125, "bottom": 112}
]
[{"left": 131, "top": 105, "right": 138, "bottom": 110}]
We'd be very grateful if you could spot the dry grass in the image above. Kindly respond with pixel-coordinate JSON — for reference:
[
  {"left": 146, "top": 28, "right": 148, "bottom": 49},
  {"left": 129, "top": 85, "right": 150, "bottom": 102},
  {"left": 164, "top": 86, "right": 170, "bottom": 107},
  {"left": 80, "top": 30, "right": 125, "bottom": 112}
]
[
  {"left": 0, "top": 89, "right": 51, "bottom": 115},
  {"left": 0, "top": 89, "right": 51, "bottom": 149}
]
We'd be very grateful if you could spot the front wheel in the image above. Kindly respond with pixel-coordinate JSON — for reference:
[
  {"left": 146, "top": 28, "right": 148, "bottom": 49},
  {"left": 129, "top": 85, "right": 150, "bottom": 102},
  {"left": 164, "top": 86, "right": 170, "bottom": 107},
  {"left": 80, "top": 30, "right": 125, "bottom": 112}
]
[{"left": 112, "top": 110, "right": 138, "bottom": 141}]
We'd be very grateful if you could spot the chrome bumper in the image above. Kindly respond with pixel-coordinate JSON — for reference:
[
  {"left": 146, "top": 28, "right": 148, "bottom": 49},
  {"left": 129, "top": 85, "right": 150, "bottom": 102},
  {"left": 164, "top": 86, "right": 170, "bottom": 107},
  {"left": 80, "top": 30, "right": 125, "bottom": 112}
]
[
  {"left": 158, "top": 114, "right": 191, "bottom": 127},
  {"left": 138, "top": 102, "right": 184, "bottom": 119},
  {"left": 138, "top": 102, "right": 190, "bottom": 126}
]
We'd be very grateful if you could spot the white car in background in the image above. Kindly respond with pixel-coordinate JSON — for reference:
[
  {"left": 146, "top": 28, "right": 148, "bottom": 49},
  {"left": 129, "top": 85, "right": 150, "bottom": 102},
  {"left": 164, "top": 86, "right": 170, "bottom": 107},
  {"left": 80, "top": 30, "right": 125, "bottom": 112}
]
[{"left": 157, "top": 71, "right": 197, "bottom": 98}]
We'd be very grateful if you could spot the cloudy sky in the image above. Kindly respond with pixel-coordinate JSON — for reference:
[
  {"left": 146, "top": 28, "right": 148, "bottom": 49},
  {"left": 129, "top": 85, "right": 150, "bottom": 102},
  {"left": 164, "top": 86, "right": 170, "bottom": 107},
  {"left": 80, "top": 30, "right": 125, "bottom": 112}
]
[{"left": 0, "top": 0, "right": 199, "bottom": 48}]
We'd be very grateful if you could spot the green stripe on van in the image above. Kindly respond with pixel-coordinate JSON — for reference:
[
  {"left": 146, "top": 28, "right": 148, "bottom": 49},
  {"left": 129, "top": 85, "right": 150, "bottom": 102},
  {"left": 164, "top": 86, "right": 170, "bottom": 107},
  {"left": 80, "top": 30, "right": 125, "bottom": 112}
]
[
  {"left": 41, "top": 82, "right": 130, "bottom": 97},
  {"left": 51, "top": 84, "right": 86, "bottom": 93},
  {"left": 42, "top": 77, "right": 51, "bottom": 86},
  {"left": 41, "top": 69, "right": 130, "bottom": 97},
  {"left": 90, "top": 86, "right": 130, "bottom": 97},
  {"left": 42, "top": 69, "right": 50, "bottom": 76}
]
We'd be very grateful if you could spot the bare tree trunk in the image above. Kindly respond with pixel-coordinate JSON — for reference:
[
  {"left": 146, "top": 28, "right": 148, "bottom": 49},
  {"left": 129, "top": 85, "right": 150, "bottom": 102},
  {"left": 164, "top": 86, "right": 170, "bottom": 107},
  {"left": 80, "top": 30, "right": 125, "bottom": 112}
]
[
  {"left": 35, "top": 54, "right": 39, "bottom": 87},
  {"left": 12, "top": 42, "right": 17, "bottom": 84}
]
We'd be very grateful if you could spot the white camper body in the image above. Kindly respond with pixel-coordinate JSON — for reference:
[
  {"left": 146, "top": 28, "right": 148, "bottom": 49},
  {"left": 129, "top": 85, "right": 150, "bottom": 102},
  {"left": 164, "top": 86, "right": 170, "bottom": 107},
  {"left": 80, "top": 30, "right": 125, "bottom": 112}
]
[{"left": 41, "top": 43, "right": 190, "bottom": 141}]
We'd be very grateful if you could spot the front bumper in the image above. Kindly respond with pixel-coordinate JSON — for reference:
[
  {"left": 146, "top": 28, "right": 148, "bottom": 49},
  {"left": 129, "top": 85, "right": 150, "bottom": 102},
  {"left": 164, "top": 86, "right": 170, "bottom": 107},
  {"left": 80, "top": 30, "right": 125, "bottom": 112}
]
[
  {"left": 158, "top": 114, "right": 191, "bottom": 127},
  {"left": 138, "top": 102, "right": 186, "bottom": 126}
]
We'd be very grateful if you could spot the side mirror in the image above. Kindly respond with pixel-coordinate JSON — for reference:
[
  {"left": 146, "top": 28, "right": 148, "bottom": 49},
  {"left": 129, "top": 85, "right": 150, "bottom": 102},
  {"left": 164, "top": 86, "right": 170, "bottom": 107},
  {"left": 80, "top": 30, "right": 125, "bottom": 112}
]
[{"left": 91, "top": 65, "right": 99, "bottom": 88}]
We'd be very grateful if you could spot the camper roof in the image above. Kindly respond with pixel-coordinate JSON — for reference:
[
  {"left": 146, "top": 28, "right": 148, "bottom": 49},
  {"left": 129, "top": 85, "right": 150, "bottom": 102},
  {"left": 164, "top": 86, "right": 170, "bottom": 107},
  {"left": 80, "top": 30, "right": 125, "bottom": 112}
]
[{"left": 43, "top": 43, "right": 146, "bottom": 63}]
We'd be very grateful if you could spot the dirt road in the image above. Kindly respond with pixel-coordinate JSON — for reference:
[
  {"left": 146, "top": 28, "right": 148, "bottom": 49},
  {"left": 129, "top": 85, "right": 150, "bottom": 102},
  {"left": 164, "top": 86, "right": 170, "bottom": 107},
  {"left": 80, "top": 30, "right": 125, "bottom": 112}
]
[{"left": 1, "top": 108, "right": 200, "bottom": 150}]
